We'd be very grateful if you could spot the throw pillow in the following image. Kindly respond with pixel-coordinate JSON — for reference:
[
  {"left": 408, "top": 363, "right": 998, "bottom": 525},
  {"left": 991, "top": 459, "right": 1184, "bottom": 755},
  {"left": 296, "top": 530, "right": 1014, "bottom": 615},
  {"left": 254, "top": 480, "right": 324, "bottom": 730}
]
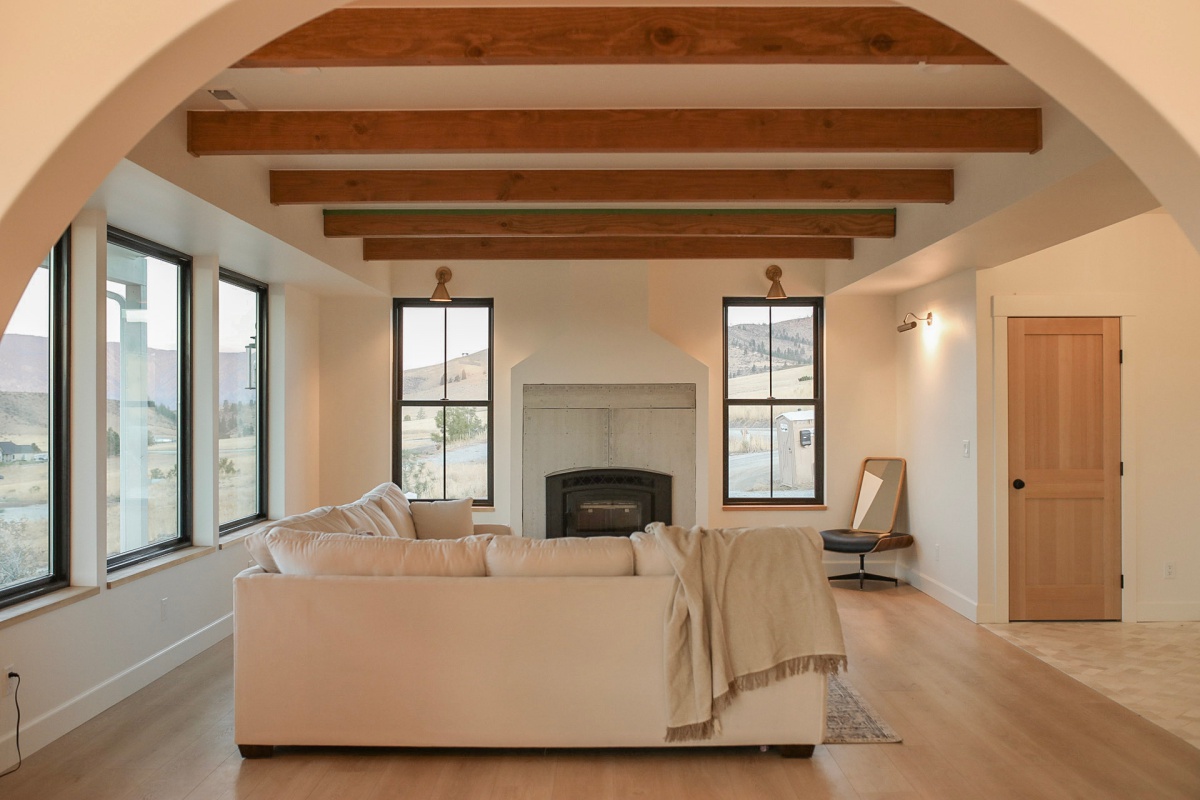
[
  {"left": 411, "top": 497, "right": 475, "bottom": 539},
  {"left": 485, "top": 535, "right": 635, "bottom": 577},
  {"left": 266, "top": 529, "right": 491, "bottom": 577}
]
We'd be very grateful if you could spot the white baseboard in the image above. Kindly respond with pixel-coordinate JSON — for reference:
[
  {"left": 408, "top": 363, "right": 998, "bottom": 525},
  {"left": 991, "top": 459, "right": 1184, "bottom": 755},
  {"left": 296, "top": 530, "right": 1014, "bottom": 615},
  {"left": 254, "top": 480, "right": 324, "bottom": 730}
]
[
  {"left": 898, "top": 565, "right": 978, "bottom": 622},
  {"left": 0, "top": 613, "right": 233, "bottom": 767},
  {"left": 1135, "top": 601, "right": 1200, "bottom": 621}
]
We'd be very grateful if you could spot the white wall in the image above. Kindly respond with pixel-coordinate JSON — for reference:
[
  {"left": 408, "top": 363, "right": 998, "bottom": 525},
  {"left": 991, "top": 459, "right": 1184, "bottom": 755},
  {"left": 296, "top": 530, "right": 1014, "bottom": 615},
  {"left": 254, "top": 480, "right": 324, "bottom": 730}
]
[
  {"left": 894, "top": 270, "right": 979, "bottom": 620},
  {"left": 976, "top": 211, "right": 1200, "bottom": 622}
]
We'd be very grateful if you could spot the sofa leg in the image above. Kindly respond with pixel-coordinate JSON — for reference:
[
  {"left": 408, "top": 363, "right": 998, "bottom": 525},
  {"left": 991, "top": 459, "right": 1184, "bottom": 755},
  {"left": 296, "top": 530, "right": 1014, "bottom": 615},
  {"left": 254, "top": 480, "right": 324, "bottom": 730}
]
[
  {"left": 778, "top": 744, "right": 815, "bottom": 758},
  {"left": 238, "top": 744, "right": 274, "bottom": 759}
]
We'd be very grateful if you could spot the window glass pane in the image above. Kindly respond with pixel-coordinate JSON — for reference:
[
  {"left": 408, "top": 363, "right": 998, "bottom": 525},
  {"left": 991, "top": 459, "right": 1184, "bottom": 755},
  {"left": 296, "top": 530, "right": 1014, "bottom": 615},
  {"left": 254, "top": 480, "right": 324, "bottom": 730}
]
[
  {"left": 0, "top": 258, "right": 52, "bottom": 592},
  {"left": 771, "top": 306, "right": 815, "bottom": 400},
  {"left": 772, "top": 405, "right": 817, "bottom": 499},
  {"left": 402, "top": 307, "right": 446, "bottom": 401},
  {"left": 445, "top": 306, "right": 489, "bottom": 401},
  {"left": 726, "top": 306, "right": 771, "bottom": 400},
  {"left": 727, "top": 404, "right": 772, "bottom": 499},
  {"left": 106, "top": 242, "right": 180, "bottom": 558},
  {"left": 444, "top": 406, "right": 489, "bottom": 499},
  {"left": 218, "top": 279, "right": 260, "bottom": 525},
  {"left": 399, "top": 405, "right": 445, "bottom": 499}
]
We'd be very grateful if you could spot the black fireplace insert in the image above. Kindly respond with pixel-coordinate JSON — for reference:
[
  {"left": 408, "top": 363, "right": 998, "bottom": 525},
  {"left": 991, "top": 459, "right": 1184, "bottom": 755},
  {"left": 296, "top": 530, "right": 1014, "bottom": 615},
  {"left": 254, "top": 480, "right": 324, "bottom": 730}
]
[{"left": 545, "top": 468, "right": 672, "bottom": 538}]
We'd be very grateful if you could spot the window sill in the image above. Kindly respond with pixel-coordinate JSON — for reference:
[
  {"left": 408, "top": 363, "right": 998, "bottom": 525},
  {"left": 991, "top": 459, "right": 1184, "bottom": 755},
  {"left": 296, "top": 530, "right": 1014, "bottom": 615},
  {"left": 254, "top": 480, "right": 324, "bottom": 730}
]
[
  {"left": 0, "top": 585, "right": 100, "bottom": 632},
  {"left": 219, "top": 519, "right": 275, "bottom": 549},
  {"left": 107, "top": 546, "right": 214, "bottom": 589},
  {"left": 722, "top": 504, "right": 828, "bottom": 511}
]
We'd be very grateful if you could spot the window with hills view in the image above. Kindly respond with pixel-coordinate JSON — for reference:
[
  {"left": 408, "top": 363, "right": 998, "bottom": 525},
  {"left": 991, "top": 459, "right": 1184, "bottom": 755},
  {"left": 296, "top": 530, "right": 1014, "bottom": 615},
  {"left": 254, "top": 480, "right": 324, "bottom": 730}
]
[
  {"left": 218, "top": 270, "right": 267, "bottom": 531},
  {"left": 724, "top": 297, "right": 824, "bottom": 505},
  {"left": 393, "top": 299, "right": 493, "bottom": 505}
]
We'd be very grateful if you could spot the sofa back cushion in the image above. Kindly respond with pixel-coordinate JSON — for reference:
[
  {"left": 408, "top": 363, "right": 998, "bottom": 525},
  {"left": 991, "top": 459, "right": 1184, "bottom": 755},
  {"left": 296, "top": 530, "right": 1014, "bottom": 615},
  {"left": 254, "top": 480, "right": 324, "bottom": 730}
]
[
  {"left": 411, "top": 497, "right": 475, "bottom": 539},
  {"left": 265, "top": 529, "right": 490, "bottom": 577},
  {"left": 246, "top": 526, "right": 374, "bottom": 573},
  {"left": 629, "top": 531, "right": 675, "bottom": 576},
  {"left": 486, "top": 535, "right": 635, "bottom": 577}
]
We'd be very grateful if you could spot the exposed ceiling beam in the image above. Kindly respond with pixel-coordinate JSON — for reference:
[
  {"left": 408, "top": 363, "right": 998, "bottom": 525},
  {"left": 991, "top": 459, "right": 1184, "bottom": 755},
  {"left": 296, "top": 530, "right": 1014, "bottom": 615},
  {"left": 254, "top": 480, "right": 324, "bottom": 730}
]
[
  {"left": 324, "top": 209, "right": 895, "bottom": 239},
  {"left": 362, "top": 236, "right": 853, "bottom": 261},
  {"left": 271, "top": 169, "right": 954, "bottom": 205},
  {"left": 233, "top": 7, "right": 1002, "bottom": 68},
  {"left": 189, "top": 109, "right": 1041, "bottom": 155}
]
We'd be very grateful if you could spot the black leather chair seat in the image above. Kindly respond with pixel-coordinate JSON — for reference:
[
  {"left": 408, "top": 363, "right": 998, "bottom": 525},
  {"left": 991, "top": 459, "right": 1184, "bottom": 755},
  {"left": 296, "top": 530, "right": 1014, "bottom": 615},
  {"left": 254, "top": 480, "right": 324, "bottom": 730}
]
[{"left": 820, "top": 529, "right": 914, "bottom": 553}]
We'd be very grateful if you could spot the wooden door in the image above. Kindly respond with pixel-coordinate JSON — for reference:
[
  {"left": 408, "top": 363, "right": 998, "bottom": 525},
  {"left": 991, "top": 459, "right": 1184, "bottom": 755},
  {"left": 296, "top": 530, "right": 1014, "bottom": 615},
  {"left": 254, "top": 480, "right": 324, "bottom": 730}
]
[{"left": 1008, "top": 317, "right": 1121, "bottom": 620}]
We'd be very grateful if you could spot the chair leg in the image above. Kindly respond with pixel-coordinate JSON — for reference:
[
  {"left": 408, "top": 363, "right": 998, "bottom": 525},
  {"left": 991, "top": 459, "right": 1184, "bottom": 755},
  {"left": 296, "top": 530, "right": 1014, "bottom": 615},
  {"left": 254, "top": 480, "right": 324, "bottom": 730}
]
[{"left": 828, "top": 554, "right": 898, "bottom": 589}]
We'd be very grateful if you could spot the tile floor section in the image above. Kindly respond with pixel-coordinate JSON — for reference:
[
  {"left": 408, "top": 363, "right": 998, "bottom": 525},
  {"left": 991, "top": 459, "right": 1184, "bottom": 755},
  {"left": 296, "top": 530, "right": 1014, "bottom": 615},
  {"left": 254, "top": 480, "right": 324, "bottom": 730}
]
[{"left": 984, "top": 620, "right": 1200, "bottom": 749}]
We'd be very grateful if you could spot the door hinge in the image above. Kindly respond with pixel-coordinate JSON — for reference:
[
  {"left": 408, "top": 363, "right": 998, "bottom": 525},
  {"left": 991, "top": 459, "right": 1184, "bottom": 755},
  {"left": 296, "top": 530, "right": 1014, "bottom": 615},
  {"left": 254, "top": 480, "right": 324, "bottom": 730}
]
[
  {"left": 1120, "top": 461, "right": 1124, "bottom": 476},
  {"left": 1119, "top": 349, "right": 1124, "bottom": 364},
  {"left": 1120, "top": 574, "right": 1125, "bottom": 589}
]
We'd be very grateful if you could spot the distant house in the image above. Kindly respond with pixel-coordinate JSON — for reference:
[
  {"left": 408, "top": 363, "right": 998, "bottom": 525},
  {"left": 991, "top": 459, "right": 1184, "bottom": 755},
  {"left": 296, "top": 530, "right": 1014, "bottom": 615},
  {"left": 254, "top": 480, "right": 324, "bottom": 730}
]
[{"left": 0, "top": 441, "right": 39, "bottom": 463}]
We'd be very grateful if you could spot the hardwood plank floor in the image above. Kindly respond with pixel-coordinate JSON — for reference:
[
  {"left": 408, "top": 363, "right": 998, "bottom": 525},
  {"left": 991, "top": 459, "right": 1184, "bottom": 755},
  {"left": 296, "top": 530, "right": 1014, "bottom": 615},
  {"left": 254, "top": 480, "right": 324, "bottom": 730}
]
[{"left": 2, "top": 585, "right": 1197, "bottom": 799}]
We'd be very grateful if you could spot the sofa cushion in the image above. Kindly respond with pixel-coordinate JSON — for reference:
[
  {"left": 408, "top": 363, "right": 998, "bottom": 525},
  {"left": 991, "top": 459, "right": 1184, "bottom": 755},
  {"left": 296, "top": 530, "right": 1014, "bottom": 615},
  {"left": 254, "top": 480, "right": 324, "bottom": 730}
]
[
  {"left": 343, "top": 482, "right": 418, "bottom": 539},
  {"left": 266, "top": 529, "right": 491, "bottom": 577},
  {"left": 411, "top": 498, "right": 475, "bottom": 539},
  {"left": 629, "top": 531, "right": 675, "bottom": 576},
  {"left": 486, "top": 535, "right": 635, "bottom": 577},
  {"left": 246, "top": 526, "right": 374, "bottom": 573}
]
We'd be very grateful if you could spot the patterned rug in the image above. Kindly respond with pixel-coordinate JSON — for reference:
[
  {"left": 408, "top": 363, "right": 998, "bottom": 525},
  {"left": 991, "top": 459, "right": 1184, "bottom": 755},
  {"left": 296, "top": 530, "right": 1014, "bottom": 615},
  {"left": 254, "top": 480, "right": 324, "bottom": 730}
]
[{"left": 825, "top": 674, "right": 902, "bottom": 744}]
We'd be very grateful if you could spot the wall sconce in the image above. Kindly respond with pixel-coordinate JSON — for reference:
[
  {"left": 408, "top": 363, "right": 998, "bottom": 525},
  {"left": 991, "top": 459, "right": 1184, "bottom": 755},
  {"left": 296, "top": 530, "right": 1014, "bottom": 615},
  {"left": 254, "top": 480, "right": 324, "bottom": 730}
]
[
  {"left": 430, "top": 267, "right": 452, "bottom": 302},
  {"left": 897, "top": 312, "right": 933, "bottom": 332},
  {"left": 765, "top": 265, "right": 787, "bottom": 300}
]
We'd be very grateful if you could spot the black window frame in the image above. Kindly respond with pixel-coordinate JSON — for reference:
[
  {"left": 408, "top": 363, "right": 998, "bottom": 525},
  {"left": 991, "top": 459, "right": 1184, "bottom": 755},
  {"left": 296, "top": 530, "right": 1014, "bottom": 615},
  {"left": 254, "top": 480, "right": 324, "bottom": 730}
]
[
  {"left": 105, "top": 227, "right": 193, "bottom": 571},
  {"left": 0, "top": 231, "right": 71, "bottom": 608},
  {"left": 722, "top": 296, "right": 825, "bottom": 506},
  {"left": 217, "top": 267, "right": 269, "bottom": 534},
  {"left": 392, "top": 297, "right": 494, "bottom": 506}
]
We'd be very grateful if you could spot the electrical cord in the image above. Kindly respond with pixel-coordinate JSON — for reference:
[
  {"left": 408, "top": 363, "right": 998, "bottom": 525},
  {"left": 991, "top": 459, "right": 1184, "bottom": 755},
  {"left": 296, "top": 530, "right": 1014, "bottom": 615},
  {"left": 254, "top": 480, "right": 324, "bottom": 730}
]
[{"left": 0, "top": 671, "right": 21, "bottom": 779}]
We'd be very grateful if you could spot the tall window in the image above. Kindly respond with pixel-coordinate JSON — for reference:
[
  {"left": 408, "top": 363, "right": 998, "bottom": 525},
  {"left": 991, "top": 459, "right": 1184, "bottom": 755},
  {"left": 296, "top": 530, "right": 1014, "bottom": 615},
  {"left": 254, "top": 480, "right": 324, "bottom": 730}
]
[
  {"left": 723, "top": 297, "right": 823, "bottom": 505},
  {"left": 393, "top": 299, "right": 493, "bottom": 505},
  {"left": 218, "top": 269, "right": 267, "bottom": 532},
  {"left": 0, "top": 234, "right": 69, "bottom": 606},
  {"left": 106, "top": 229, "right": 191, "bottom": 569}
]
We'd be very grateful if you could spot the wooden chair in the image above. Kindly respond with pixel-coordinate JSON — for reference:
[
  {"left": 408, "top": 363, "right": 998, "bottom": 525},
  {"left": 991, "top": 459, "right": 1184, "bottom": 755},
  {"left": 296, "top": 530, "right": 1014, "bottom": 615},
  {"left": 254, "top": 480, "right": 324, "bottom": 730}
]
[{"left": 821, "top": 458, "right": 912, "bottom": 589}]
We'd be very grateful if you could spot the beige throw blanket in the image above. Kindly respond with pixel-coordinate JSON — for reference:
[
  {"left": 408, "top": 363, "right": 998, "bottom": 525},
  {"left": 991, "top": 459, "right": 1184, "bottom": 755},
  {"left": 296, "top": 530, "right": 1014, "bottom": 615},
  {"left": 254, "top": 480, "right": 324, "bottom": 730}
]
[{"left": 648, "top": 523, "right": 847, "bottom": 742}]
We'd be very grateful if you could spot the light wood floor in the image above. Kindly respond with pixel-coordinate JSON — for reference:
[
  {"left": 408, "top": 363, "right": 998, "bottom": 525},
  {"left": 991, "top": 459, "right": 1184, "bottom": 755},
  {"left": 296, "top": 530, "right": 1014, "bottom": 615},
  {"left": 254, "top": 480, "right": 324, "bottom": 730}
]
[
  {"left": 986, "top": 619, "right": 1200, "bottom": 749},
  {"left": 3, "top": 584, "right": 1198, "bottom": 799}
]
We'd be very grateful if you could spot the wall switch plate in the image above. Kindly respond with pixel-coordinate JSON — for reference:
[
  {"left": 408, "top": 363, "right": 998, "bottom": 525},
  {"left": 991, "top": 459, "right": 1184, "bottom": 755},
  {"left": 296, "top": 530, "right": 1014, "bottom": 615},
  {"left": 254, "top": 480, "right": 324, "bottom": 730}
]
[
  {"left": 2, "top": 665, "right": 13, "bottom": 697},
  {"left": 962, "top": 440, "right": 971, "bottom": 458},
  {"left": 1165, "top": 562, "right": 1177, "bottom": 579}
]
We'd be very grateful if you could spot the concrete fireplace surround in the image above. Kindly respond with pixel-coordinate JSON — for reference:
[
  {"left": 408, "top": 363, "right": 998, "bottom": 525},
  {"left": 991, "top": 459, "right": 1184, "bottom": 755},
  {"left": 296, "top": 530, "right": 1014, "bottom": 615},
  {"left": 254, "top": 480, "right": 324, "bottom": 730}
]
[{"left": 523, "top": 383, "right": 697, "bottom": 538}]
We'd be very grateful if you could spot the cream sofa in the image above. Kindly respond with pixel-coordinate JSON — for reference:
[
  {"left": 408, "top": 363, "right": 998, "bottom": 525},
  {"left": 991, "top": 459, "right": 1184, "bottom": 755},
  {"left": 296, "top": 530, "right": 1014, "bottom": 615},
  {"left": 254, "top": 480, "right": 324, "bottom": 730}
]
[{"left": 233, "top": 486, "right": 827, "bottom": 758}]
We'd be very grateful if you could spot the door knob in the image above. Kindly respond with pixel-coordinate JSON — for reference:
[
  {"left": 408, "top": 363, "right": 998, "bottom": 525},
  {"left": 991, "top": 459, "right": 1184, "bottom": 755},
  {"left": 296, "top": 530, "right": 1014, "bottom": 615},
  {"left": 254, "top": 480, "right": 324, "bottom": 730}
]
[{"left": 1012, "top": 478, "right": 1026, "bottom": 490}]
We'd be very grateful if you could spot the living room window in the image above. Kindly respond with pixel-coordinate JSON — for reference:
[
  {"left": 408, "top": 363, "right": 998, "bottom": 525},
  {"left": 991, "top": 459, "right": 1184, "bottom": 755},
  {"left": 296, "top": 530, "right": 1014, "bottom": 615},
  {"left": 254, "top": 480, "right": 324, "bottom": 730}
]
[
  {"left": 393, "top": 298, "right": 493, "bottom": 505},
  {"left": 218, "top": 269, "right": 267, "bottom": 532},
  {"left": 0, "top": 233, "right": 70, "bottom": 608},
  {"left": 106, "top": 228, "right": 192, "bottom": 569},
  {"left": 723, "top": 297, "right": 824, "bottom": 505}
]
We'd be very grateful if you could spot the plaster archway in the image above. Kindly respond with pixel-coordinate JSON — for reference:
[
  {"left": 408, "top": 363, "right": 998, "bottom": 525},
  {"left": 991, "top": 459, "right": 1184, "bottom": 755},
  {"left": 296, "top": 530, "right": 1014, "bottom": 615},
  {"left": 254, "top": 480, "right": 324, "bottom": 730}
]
[{"left": 2, "top": 0, "right": 1199, "bottom": 331}]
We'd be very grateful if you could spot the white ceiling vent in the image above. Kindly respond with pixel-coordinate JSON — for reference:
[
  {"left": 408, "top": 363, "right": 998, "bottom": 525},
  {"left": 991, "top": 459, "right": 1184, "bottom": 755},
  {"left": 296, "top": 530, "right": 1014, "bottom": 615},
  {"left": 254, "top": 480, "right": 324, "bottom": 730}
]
[{"left": 207, "top": 88, "right": 252, "bottom": 111}]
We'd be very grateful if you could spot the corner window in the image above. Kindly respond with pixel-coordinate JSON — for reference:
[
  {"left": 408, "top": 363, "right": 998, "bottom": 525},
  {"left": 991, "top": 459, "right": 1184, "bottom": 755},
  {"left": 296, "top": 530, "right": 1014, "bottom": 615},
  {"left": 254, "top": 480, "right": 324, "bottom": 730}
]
[
  {"left": 723, "top": 297, "right": 824, "bottom": 505},
  {"left": 0, "top": 234, "right": 69, "bottom": 606},
  {"left": 106, "top": 229, "right": 191, "bottom": 569},
  {"left": 393, "top": 299, "right": 493, "bottom": 505},
  {"left": 218, "top": 269, "right": 267, "bottom": 532}
]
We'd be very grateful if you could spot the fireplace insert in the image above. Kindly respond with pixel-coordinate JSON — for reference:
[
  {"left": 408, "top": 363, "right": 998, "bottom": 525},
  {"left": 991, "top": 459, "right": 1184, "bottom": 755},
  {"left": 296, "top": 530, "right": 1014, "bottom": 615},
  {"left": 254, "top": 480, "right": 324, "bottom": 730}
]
[{"left": 545, "top": 468, "right": 672, "bottom": 538}]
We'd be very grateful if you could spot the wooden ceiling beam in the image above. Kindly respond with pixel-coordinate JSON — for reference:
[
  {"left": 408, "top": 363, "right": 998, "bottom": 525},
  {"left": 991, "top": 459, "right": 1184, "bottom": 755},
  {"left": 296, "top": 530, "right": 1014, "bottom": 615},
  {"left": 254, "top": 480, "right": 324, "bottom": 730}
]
[
  {"left": 234, "top": 7, "right": 1002, "bottom": 67},
  {"left": 189, "top": 108, "right": 1041, "bottom": 155},
  {"left": 271, "top": 169, "right": 954, "bottom": 205},
  {"left": 363, "top": 236, "right": 853, "bottom": 261},
  {"left": 324, "top": 209, "right": 895, "bottom": 239}
]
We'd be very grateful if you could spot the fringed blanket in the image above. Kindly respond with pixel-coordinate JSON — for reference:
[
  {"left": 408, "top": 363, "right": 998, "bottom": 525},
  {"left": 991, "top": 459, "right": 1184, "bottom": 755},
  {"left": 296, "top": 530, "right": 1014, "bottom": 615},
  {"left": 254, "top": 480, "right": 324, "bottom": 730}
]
[{"left": 647, "top": 523, "right": 847, "bottom": 743}]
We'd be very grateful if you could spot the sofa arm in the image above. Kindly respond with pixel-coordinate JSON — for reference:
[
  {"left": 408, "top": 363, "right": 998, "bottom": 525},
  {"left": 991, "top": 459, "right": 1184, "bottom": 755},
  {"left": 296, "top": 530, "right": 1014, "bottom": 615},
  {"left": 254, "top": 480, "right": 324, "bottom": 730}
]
[{"left": 473, "top": 523, "right": 512, "bottom": 536}]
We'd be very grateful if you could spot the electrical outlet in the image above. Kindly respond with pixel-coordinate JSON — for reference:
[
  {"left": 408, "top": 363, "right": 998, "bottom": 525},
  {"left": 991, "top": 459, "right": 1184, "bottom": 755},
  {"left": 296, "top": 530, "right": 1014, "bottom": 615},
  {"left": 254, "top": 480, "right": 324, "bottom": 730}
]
[
  {"left": 1165, "top": 562, "right": 1177, "bottom": 580},
  {"left": 935, "top": 543, "right": 941, "bottom": 563},
  {"left": 2, "top": 664, "right": 13, "bottom": 698},
  {"left": 962, "top": 439, "right": 971, "bottom": 458},
  {"left": 160, "top": 597, "right": 169, "bottom": 621}
]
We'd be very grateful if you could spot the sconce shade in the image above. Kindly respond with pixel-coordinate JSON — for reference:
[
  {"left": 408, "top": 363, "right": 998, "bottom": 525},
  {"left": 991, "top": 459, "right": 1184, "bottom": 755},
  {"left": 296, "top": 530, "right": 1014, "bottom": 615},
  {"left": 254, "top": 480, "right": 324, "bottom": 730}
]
[
  {"left": 431, "top": 266, "right": 452, "bottom": 302},
  {"left": 765, "top": 265, "right": 787, "bottom": 299},
  {"left": 897, "top": 311, "right": 933, "bottom": 332}
]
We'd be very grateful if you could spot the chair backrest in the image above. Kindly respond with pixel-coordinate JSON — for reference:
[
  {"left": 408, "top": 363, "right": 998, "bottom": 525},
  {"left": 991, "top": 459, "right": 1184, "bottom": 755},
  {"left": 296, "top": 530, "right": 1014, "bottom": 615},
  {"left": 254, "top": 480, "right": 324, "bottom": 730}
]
[{"left": 849, "top": 458, "right": 906, "bottom": 533}]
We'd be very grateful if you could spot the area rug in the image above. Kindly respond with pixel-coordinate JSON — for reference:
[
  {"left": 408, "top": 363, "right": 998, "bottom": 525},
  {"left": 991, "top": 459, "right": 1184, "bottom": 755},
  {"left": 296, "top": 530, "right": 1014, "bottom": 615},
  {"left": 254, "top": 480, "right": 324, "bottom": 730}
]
[{"left": 824, "top": 674, "right": 902, "bottom": 744}]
